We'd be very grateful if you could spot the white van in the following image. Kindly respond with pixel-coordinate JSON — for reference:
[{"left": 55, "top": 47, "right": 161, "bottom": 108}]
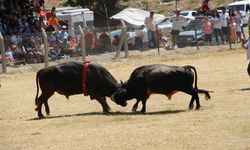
[
  {"left": 227, "top": 0, "right": 250, "bottom": 26},
  {"left": 55, "top": 7, "right": 94, "bottom": 39}
]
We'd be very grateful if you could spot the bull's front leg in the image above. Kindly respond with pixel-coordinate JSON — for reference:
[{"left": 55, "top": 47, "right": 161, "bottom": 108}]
[
  {"left": 140, "top": 99, "right": 147, "bottom": 113},
  {"left": 132, "top": 100, "right": 140, "bottom": 112},
  {"left": 96, "top": 97, "right": 111, "bottom": 113}
]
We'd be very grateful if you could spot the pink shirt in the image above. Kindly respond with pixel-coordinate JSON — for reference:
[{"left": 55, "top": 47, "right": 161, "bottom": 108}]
[{"left": 201, "top": 20, "right": 213, "bottom": 34}]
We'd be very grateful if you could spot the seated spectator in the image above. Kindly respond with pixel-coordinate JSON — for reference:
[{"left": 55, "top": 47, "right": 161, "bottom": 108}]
[
  {"left": 13, "top": 43, "right": 27, "bottom": 64},
  {"left": 134, "top": 25, "right": 145, "bottom": 50},
  {"left": 112, "top": 35, "right": 120, "bottom": 52},
  {"left": 56, "top": 25, "right": 68, "bottom": 42},
  {"left": 49, "top": 37, "right": 61, "bottom": 60},
  {"left": 60, "top": 37, "right": 72, "bottom": 57},
  {"left": 10, "top": 31, "right": 22, "bottom": 45},
  {"left": 99, "top": 31, "right": 111, "bottom": 53},
  {"left": 5, "top": 46, "right": 15, "bottom": 66},
  {"left": 68, "top": 36, "right": 77, "bottom": 57},
  {"left": 25, "top": 39, "right": 44, "bottom": 63},
  {"left": 127, "top": 29, "right": 136, "bottom": 50},
  {"left": 46, "top": 7, "right": 56, "bottom": 20}
]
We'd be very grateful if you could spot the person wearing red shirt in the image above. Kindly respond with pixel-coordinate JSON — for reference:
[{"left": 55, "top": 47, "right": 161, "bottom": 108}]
[{"left": 46, "top": 7, "right": 56, "bottom": 20}]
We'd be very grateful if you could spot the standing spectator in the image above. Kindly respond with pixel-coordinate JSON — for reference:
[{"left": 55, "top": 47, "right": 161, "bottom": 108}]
[
  {"left": 248, "top": 15, "right": 250, "bottom": 38},
  {"left": 92, "top": 32, "right": 100, "bottom": 54},
  {"left": 99, "top": 31, "right": 111, "bottom": 53},
  {"left": 46, "top": 7, "right": 56, "bottom": 20},
  {"left": 220, "top": 7, "right": 229, "bottom": 43},
  {"left": 47, "top": 14, "right": 59, "bottom": 31},
  {"left": 228, "top": 9, "right": 237, "bottom": 44},
  {"left": 84, "top": 28, "right": 95, "bottom": 55},
  {"left": 201, "top": 0, "right": 210, "bottom": 16},
  {"left": 201, "top": 17, "right": 213, "bottom": 46},
  {"left": 32, "top": 0, "right": 45, "bottom": 11},
  {"left": 236, "top": 21, "right": 242, "bottom": 43},
  {"left": 235, "top": 6, "right": 245, "bottom": 40},
  {"left": 144, "top": 11, "right": 157, "bottom": 48},
  {"left": 169, "top": 9, "right": 188, "bottom": 49},
  {"left": 212, "top": 9, "right": 225, "bottom": 45}
]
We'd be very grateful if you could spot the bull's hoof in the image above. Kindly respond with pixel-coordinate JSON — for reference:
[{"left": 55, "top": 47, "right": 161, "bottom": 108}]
[
  {"left": 46, "top": 112, "right": 50, "bottom": 116},
  {"left": 195, "top": 106, "right": 201, "bottom": 110},
  {"left": 103, "top": 110, "right": 110, "bottom": 113},
  {"left": 38, "top": 114, "right": 45, "bottom": 119},
  {"left": 140, "top": 110, "right": 146, "bottom": 114},
  {"left": 132, "top": 106, "right": 138, "bottom": 112},
  {"left": 189, "top": 104, "right": 194, "bottom": 110}
]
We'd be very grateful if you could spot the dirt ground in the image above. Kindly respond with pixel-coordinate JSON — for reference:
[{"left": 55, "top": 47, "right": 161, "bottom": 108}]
[{"left": 0, "top": 45, "right": 250, "bottom": 150}]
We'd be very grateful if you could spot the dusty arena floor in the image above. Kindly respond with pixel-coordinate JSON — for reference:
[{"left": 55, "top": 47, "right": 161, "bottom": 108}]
[{"left": 0, "top": 45, "right": 250, "bottom": 149}]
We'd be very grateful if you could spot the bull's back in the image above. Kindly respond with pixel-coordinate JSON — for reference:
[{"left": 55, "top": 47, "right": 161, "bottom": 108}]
[
  {"left": 38, "top": 62, "right": 83, "bottom": 95},
  {"left": 127, "top": 64, "right": 194, "bottom": 93}
]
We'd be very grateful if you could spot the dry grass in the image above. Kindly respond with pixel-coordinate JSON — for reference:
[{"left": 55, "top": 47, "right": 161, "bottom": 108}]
[{"left": 0, "top": 45, "right": 250, "bottom": 149}]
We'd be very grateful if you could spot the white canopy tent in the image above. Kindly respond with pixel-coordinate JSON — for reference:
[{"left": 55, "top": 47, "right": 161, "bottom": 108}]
[{"left": 110, "top": 8, "right": 166, "bottom": 28}]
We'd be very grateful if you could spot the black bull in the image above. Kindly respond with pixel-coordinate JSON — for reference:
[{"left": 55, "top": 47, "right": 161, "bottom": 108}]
[
  {"left": 111, "top": 64, "right": 211, "bottom": 112},
  {"left": 35, "top": 62, "right": 119, "bottom": 118}
]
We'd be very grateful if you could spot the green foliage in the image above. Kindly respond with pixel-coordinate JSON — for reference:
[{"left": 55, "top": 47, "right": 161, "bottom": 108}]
[{"left": 63, "top": 0, "right": 120, "bottom": 17}]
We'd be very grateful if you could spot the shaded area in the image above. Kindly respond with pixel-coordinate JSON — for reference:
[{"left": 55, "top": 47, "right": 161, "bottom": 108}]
[
  {"left": 240, "top": 88, "right": 250, "bottom": 91},
  {"left": 27, "top": 109, "right": 186, "bottom": 121}
]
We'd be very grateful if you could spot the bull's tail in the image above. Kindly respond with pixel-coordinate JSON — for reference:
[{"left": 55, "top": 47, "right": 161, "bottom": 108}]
[
  {"left": 35, "top": 71, "right": 40, "bottom": 107},
  {"left": 185, "top": 65, "right": 212, "bottom": 100}
]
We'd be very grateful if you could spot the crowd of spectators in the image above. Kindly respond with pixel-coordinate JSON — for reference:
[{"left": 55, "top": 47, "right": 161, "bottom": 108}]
[{"left": 1, "top": 0, "right": 249, "bottom": 66}]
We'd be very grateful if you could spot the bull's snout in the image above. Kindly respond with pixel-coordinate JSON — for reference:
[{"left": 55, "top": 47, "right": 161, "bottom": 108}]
[{"left": 121, "top": 101, "right": 127, "bottom": 107}]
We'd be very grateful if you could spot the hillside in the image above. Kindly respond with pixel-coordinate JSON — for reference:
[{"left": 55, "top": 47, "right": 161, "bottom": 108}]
[{"left": 45, "top": 0, "right": 238, "bottom": 16}]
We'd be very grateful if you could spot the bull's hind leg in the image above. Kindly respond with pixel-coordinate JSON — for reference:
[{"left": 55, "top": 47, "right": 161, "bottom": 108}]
[
  {"left": 96, "top": 97, "right": 111, "bottom": 113},
  {"left": 36, "top": 96, "right": 44, "bottom": 119},
  {"left": 44, "top": 101, "right": 50, "bottom": 116},
  {"left": 36, "top": 92, "right": 54, "bottom": 118}
]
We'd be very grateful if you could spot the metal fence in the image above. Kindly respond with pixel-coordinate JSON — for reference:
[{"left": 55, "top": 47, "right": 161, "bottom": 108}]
[{"left": 0, "top": 18, "right": 244, "bottom": 73}]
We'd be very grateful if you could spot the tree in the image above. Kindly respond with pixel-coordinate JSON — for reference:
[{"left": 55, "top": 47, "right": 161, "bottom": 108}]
[{"left": 63, "top": 0, "right": 121, "bottom": 17}]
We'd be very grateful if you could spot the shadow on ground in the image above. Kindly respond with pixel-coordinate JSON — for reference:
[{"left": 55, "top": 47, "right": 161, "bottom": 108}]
[{"left": 27, "top": 109, "right": 186, "bottom": 121}]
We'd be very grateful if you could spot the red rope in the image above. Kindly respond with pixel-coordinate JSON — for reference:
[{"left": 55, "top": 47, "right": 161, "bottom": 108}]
[{"left": 82, "top": 62, "right": 90, "bottom": 96}]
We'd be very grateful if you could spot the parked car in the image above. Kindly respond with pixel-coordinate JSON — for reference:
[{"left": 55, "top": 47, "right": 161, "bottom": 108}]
[
  {"left": 227, "top": 0, "right": 250, "bottom": 26},
  {"left": 110, "top": 20, "right": 173, "bottom": 44},
  {"left": 177, "top": 17, "right": 206, "bottom": 48}
]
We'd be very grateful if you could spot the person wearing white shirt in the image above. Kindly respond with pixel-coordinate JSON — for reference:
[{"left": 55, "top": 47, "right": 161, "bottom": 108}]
[
  {"left": 235, "top": 6, "right": 245, "bottom": 40},
  {"left": 144, "top": 11, "right": 157, "bottom": 48},
  {"left": 212, "top": 9, "right": 225, "bottom": 45},
  {"left": 169, "top": 9, "right": 188, "bottom": 49},
  {"left": 220, "top": 7, "right": 229, "bottom": 43}
]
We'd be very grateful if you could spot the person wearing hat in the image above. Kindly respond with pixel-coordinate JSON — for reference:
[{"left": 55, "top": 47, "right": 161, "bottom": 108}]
[
  {"left": 144, "top": 11, "right": 157, "bottom": 49},
  {"left": 56, "top": 25, "right": 68, "bottom": 42},
  {"left": 169, "top": 9, "right": 189, "bottom": 49}
]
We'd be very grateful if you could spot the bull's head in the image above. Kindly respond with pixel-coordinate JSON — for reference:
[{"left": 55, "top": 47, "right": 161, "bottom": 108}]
[{"left": 110, "top": 81, "right": 128, "bottom": 107}]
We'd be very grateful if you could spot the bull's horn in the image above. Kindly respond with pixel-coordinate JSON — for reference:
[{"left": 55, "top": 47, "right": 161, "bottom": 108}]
[{"left": 110, "top": 93, "right": 115, "bottom": 102}]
